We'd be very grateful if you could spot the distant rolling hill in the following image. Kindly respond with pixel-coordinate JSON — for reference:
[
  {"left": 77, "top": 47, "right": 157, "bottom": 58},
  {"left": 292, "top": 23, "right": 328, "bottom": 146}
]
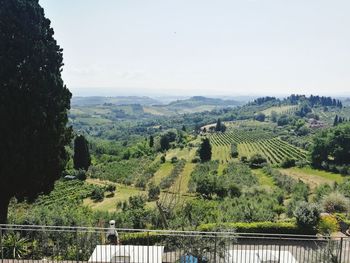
[
  {"left": 71, "top": 96, "right": 160, "bottom": 106},
  {"left": 166, "top": 96, "right": 241, "bottom": 108}
]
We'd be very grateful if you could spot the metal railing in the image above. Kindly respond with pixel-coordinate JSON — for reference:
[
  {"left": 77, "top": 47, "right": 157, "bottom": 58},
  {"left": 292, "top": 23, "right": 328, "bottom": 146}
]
[{"left": 1, "top": 224, "right": 350, "bottom": 262}]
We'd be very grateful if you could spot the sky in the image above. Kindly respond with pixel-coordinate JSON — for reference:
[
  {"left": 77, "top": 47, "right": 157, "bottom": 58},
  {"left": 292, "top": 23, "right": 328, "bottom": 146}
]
[{"left": 40, "top": 0, "right": 350, "bottom": 97}]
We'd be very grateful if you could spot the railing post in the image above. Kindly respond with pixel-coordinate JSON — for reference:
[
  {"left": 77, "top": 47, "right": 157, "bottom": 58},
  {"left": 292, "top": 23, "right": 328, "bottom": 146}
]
[
  {"left": 278, "top": 237, "right": 281, "bottom": 263},
  {"left": 339, "top": 237, "right": 343, "bottom": 263},
  {"left": 76, "top": 229, "right": 79, "bottom": 263},
  {"left": 147, "top": 231, "right": 150, "bottom": 263},
  {"left": 0, "top": 226, "right": 3, "bottom": 263},
  {"left": 214, "top": 233, "right": 217, "bottom": 262}
]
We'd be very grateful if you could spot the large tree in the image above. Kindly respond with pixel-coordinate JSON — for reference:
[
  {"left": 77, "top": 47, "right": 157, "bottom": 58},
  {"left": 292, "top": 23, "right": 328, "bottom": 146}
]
[
  {"left": 0, "top": 0, "right": 72, "bottom": 223},
  {"left": 73, "top": 135, "right": 91, "bottom": 171},
  {"left": 311, "top": 123, "right": 350, "bottom": 168},
  {"left": 198, "top": 138, "right": 212, "bottom": 162}
]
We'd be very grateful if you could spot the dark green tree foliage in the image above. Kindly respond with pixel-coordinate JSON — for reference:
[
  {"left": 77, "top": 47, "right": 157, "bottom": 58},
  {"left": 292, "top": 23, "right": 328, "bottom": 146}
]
[
  {"left": 253, "top": 97, "right": 277, "bottom": 105},
  {"left": 231, "top": 143, "right": 238, "bottom": 158},
  {"left": 74, "top": 135, "right": 91, "bottom": 171},
  {"left": 277, "top": 115, "right": 290, "bottom": 126},
  {"left": 333, "top": 115, "right": 339, "bottom": 126},
  {"left": 249, "top": 154, "right": 267, "bottom": 168},
  {"left": 295, "top": 104, "right": 311, "bottom": 117},
  {"left": 148, "top": 182, "right": 160, "bottom": 201},
  {"left": 149, "top": 135, "right": 154, "bottom": 148},
  {"left": 160, "top": 135, "right": 170, "bottom": 151},
  {"left": 311, "top": 123, "right": 350, "bottom": 168},
  {"left": 215, "top": 118, "right": 226, "bottom": 132},
  {"left": 0, "top": 0, "right": 72, "bottom": 223},
  {"left": 281, "top": 158, "right": 296, "bottom": 168},
  {"left": 287, "top": 94, "right": 342, "bottom": 108},
  {"left": 199, "top": 138, "right": 212, "bottom": 162},
  {"left": 254, "top": 113, "right": 266, "bottom": 122}
]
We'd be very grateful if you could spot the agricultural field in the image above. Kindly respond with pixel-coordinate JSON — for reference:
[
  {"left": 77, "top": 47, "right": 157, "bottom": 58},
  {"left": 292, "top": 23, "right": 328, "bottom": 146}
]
[
  {"left": 279, "top": 167, "right": 344, "bottom": 191},
  {"left": 237, "top": 138, "right": 307, "bottom": 164},
  {"left": 35, "top": 180, "right": 97, "bottom": 207},
  {"left": 84, "top": 180, "right": 147, "bottom": 212},
  {"left": 209, "top": 129, "right": 307, "bottom": 164},
  {"left": 262, "top": 105, "right": 298, "bottom": 116}
]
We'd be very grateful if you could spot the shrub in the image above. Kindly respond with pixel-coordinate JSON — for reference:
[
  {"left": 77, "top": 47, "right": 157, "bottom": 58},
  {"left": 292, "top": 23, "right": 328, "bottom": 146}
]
[
  {"left": 91, "top": 187, "right": 105, "bottom": 202},
  {"left": 293, "top": 202, "right": 320, "bottom": 231},
  {"left": 240, "top": 156, "right": 248, "bottom": 163},
  {"left": 171, "top": 156, "right": 178, "bottom": 163},
  {"left": 281, "top": 158, "right": 296, "bottom": 168},
  {"left": 338, "top": 178, "right": 350, "bottom": 198},
  {"left": 191, "top": 157, "right": 201, "bottom": 163},
  {"left": 318, "top": 215, "right": 339, "bottom": 235},
  {"left": 231, "top": 144, "right": 239, "bottom": 158},
  {"left": 105, "top": 184, "right": 116, "bottom": 193},
  {"left": 160, "top": 155, "right": 166, "bottom": 163},
  {"left": 227, "top": 183, "right": 241, "bottom": 198},
  {"left": 322, "top": 192, "right": 349, "bottom": 213},
  {"left": 314, "top": 184, "right": 332, "bottom": 202},
  {"left": 198, "top": 221, "right": 310, "bottom": 235},
  {"left": 249, "top": 154, "right": 267, "bottom": 168},
  {"left": 148, "top": 182, "right": 160, "bottom": 201}
]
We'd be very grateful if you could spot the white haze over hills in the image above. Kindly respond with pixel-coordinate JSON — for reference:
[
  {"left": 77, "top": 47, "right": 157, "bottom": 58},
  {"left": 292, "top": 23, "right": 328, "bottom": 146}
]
[{"left": 40, "top": 0, "right": 350, "bottom": 98}]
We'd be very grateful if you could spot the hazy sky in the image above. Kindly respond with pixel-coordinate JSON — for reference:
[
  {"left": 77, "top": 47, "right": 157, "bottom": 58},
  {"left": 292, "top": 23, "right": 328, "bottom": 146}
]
[{"left": 40, "top": 0, "right": 350, "bottom": 97}]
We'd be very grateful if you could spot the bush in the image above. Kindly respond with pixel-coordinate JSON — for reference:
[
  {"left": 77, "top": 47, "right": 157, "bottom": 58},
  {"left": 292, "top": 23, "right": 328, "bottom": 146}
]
[
  {"left": 105, "top": 184, "right": 116, "bottom": 193},
  {"left": 294, "top": 202, "right": 320, "bottom": 231},
  {"left": 160, "top": 155, "right": 166, "bottom": 163},
  {"left": 322, "top": 192, "right": 349, "bottom": 213},
  {"left": 240, "top": 156, "right": 248, "bottom": 163},
  {"left": 171, "top": 156, "right": 178, "bottom": 163},
  {"left": 281, "top": 158, "right": 296, "bottom": 168},
  {"left": 191, "top": 157, "right": 201, "bottom": 163},
  {"left": 318, "top": 215, "right": 339, "bottom": 235},
  {"left": 313, "top": 184, "right": 332, "bottom": 202},
  {"left": 198, "top": 221, "right": 311, "bottom": 235},
  {"left": 249, "top": 154, "right": 267, "bottom": 168},
  {"left": 91, "top": 187, "right": 105, "bottom": 202},
  {"left": 148, "top": 182, "right": 160, "bottom": 201},
  {"left": 231, "top": 144, "right": 239, "bottom": 158}
]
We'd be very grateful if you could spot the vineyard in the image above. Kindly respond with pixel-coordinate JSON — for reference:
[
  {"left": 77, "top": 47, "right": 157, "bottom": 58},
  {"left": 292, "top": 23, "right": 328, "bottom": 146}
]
[
  {"left": 209, "top": 130, "right": 307, "bottom": 164},
  {"left": 210, "top": 129, "right": 274, "bottom": 145},
  {"left": 35, "top": 180, "right": 98, "bottom": 207}
]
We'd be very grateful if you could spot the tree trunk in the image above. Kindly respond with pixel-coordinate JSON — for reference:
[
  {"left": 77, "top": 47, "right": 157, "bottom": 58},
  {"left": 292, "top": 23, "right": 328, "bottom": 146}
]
[{"left": 0, "top": 195, "right": 10, "bottom": 224}]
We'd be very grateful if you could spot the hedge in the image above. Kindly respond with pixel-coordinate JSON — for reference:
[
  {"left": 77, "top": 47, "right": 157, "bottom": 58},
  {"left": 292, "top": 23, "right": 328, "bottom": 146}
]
[
  {"left": 119, "top": 221, "right": 317, "bottom": 245},
  {"left": 198, "top": 221, "right": 316, "bottom": 235}
]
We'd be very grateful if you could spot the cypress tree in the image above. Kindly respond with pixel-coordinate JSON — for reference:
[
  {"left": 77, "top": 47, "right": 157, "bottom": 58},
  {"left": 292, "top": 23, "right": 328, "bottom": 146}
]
[
  {"left": 199, "top": 138, "right": 212, "bottom": 162},
  {"left": 149, "top": 135, "right": 154, "bottom": 148},
  {"left": 334, "top": 115, "right": 339, "bottom": 126},
  {"left": 0, "top": 0, "right": 72, "bottom": 223},
  {"left": 215, "top": 118, "right": 222, "bottom": 131},
  {"left": 74, "top": 135, "right": 91, "bottom": 171}
]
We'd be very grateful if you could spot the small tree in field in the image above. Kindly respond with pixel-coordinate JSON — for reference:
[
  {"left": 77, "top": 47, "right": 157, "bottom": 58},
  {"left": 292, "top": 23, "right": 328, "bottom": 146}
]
[
  {"left": 148, "top": 182, "right": 160, "bottom": 201},
  {"left": 74, "top": 135, "right": 91, "bottom": 171},
  {"left": 199, "top": 138, "right": 212, "bottom": 162}
]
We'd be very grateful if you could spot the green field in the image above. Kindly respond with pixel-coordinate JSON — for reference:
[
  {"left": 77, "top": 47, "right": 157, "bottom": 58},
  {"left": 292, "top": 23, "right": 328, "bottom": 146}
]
[
  {"left": 280, "top": 167, "right": 344, "bottom": 191},
  {"left": 84, "top": 180, "right": 147, "bottom": 212},
  {"left": 262, "top": 105, "right": 298, "bottom": 116},
  {"left": 152, "top": 162, "right": 174, "bottom": 184},
  {"left": 210, "top": 129, "right": 307, "bottom": 164}
]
